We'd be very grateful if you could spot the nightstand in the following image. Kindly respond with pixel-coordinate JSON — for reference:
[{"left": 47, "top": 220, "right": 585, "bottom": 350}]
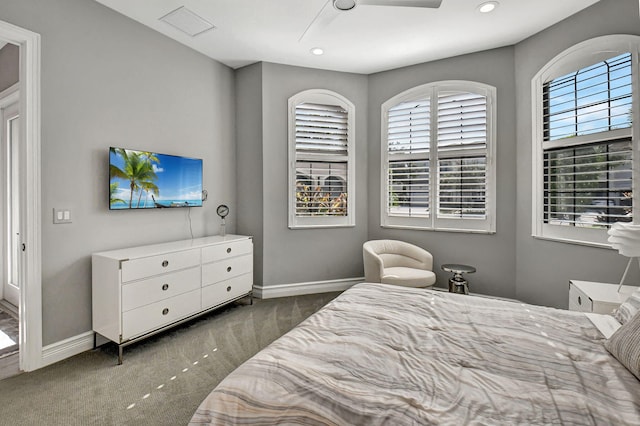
[{"left": 568, "top": 280, "right": 636, "bottom": 314}]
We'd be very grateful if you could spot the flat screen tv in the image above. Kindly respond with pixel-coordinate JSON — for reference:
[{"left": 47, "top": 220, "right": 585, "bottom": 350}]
[{"left": 109, "top": 147, "right": 203, "bottom": 210}]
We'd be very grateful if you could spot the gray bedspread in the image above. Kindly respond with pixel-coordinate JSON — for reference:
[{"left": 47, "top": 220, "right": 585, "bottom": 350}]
[{"left": 190, "top": 283, "right": 640, "bottom": 425}]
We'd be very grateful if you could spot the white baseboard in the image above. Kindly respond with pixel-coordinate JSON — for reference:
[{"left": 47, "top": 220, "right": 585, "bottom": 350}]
[
  {"left": 41, "top": 331, "right": 94, "bottom": 368},
  {"left": 0, "top": 299, "right": 18, "bottom": 318},
  {"left": 254, "top": 277, "right": 364, "bottom": 299}
]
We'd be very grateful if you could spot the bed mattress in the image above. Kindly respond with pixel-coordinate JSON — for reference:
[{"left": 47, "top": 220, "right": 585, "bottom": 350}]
[{"left": 190, "top": 283, "right": 640, "bottom": 425}]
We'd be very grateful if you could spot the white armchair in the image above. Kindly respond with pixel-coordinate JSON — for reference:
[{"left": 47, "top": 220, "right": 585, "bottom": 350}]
[{"left": 363, "top": 240, "right": 436, "bottom": 288}]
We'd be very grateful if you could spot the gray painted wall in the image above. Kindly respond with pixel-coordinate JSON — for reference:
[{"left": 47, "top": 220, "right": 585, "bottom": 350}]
[
  {"left": 0, "top": 43, "right": 18, "bottom": 92},
  {"left": 236, "top": 62, "right": 369, "bottom": 286},
  {"left": 514, "top": 0, "right": 640, "bottom": 308},
  {"left": 367, "top": 47, "right": 518, "bottom": 299},
  {"left": 235, "top": 62, "right": 264, "bottom": 286},
  {"left": 1, "top": 0, "right": 236, "bottom": 345}
]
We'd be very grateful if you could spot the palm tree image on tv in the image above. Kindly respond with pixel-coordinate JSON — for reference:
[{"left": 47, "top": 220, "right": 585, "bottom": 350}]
[
  {"left": 109, "top": 182, "right": 125, "bottom": 206},
  {"left": 109, "top": 147, "right": 203, "bottom": 209}
]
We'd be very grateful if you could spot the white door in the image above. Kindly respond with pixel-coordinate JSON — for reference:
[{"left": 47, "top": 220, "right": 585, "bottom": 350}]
[{"left": 2, "top": 101, "right": 19, "bottom": 307}]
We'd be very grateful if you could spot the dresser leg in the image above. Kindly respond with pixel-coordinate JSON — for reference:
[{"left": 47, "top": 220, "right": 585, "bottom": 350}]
[{"left": 118, "top": 345, "right": 123, "bottom": 365}]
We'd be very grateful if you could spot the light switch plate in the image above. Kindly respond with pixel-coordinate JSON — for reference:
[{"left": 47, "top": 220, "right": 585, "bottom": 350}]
[{"left": 53, "top": 208, "right": 72, "bottom": 224}]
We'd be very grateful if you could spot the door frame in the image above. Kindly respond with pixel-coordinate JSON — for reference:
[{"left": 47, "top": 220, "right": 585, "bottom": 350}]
[{"left": 0, "top": 20, "right": 42, "bottom": 372}]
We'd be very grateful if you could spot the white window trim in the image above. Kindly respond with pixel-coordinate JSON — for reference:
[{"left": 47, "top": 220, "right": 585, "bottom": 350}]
[
  {"left": 380, "top": 80, "right": 497, "bottom": 233},
  {"left": 531, "top": 35, "right": 640, "bottom": 247},
  {"left": 288, "top": 89, "right": 355, "bottom": 229}
]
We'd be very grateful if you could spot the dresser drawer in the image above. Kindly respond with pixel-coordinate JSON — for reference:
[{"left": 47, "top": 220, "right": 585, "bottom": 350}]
[
  {"left": 569, "top": 283, "right": 593, "bottom": 313},
  {"left": 121, "top": 248, "right": 200, "bottom": 283},
  {"left": 202, "top": 254, "right": 253, "bottom": 286},
  {"left": 202, "top": 273, "right": 252, "bottom": 309},
  {"left": 122, "top": 289, "right": 201, "bottom": 340},
  {"left": 202, "top": 239, "right": 252, "bottom": 264},
  {"left": 121, "top": 266, "right": 200, "bottom": 312}
]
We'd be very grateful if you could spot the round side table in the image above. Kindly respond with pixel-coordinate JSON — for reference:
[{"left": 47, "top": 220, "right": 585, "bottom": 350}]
[{"left": 441, "top": 264, "right": 476, "bottom": 295}]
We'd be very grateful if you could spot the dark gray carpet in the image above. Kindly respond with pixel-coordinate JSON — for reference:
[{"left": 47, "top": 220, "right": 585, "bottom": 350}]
[
  {"left": 0, "top": 292, "right": 339, "bottom": 425},
  {"left": 0, "top": 309, "right": 19, "bottom": 358}
]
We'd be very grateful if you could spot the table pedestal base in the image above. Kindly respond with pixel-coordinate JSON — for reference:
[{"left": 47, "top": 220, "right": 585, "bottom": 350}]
[{"left": 448, "top": 274, "right": 469, "bottom": 294}]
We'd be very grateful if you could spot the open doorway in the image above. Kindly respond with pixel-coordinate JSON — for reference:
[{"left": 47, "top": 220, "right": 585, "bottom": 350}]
[
  {"left": 0, "top": 41, "right": 21, "bottom": 375},
  {"left": 0, "top": 19, "right": 42, "bottom": 376}
]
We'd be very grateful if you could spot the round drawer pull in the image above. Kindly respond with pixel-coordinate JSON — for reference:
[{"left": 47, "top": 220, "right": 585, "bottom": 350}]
[
  {"left": 162, "top": 284, "right": 169, "bottom": 291},
  {"left": 227, "top": 266, "right": 232, "bottom": 272},
  {"left": 162, "top": 260, "right": 169, "bottom": 268},
  {"left": 226, "top": 247, "right": 232, "bottom": 254},
  {"left": 162, "top": 308, "right": 169, "bottom": 315},
  {"left": 577, "top": 296, "right": 581, "bottom": 305},
  {"left": 227, "top": 286, "right": 232, "bottom": 292}
]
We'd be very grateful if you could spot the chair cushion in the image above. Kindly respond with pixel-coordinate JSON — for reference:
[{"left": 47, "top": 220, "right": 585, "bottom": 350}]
[{"left": 381, "top": 267, "right": 436, "bottom": 288}]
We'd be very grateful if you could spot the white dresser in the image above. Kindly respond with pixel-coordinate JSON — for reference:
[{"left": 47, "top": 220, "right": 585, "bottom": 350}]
[
  {"left": 568, "top": 280, "right": 635, "bottom": 314},
  {"left": 92, "top": 235, "right": 253, "bottom": 363}
]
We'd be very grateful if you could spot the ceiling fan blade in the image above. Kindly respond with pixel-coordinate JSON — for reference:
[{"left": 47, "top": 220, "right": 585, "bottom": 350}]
[
  {"left": 299, "top": 0, "right": 341, "bottom": 42},
  {"left": 358, "top": 0, "right": 442, "bottom": 7}
]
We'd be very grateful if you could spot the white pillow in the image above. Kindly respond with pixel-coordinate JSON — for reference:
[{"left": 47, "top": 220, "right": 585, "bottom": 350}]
[
  {"left": 614, "top": 286, "right": 640, "bottom": 325},
  {"left": 605, "top": 311, "right": 640, "bottom": 380}
]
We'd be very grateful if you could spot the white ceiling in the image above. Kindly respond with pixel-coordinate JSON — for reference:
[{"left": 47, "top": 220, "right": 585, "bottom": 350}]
[{"left": 94, "top": 0, "right": 600, "bottom": 74}]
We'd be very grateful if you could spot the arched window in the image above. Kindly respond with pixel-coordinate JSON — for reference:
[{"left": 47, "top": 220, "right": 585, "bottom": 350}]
[
  {"left": 381, "top": 81, "right": 497, "bottom": 233},
  {"left": 532, "top": 35, "right": 640, "bottom": 246},
  {"left": 288, "top": 89, "right": 355, "bottom": 229}
]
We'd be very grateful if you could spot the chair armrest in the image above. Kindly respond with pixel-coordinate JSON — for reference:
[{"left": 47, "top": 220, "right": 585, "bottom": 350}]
[{"left": 363, "top": 246, "right": 384, "bottom": 283}]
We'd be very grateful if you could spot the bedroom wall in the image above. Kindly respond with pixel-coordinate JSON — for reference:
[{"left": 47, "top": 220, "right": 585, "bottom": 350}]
[
  {"left": 235, "top": 62, "right": 264, "bottom": 286},
  {"left": 0, "top": 42, "right": 19, "bottom": 92},
  {"left": 236, "top": 62, "right": 369, "bottom": 288},
  {"left": 367, "top": 47, "right": 518, "bottom": 299},
  {"left": 0, "top": 0, "right": 236, "bottom": 345},
  {"left": 514, "top": 0, "right": 640, "bottom": 308}
]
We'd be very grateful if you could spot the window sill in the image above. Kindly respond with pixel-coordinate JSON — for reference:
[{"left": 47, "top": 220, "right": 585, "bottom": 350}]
[
  {"left": 381, "top": 224, "right": 496, "bottom": 235},
  {"left": 531, "top": 234, "right": 614, "bottom": 250},
  {"left": 288, "top": 224, "right": 356, "bottom": 230}
]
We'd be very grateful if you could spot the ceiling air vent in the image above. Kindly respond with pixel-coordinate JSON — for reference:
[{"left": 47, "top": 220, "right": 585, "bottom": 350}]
[{"left": 159, "top": 6, "right": 215, "bottom": 37}]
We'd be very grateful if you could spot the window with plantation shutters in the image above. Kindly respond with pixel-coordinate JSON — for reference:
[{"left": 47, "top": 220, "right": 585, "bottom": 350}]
[
  {"left": 288, "top": 90, "right": 355, "bottom": 229},
  {"left": 387, "top": 99, "right": 430, "bottom": 218},
  {"left": 382, "top": 81, "right": 496, "bottom": 232},
  {"left": 533, "top": 36, "right": 639, "bottom": 246},
  {"left": 437, "top": 92, "right": 488, "bottom": 219}
]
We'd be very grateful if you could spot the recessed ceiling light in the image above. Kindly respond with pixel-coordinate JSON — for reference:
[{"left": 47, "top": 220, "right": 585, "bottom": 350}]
[
  {"left": 478, "top": 1, "right": 499, "bottom": 13},
  {"left": 310, "top": 47, "right": 324, "bottom": 56},
  {"left": 333, "top": 0, "right": 356, "bottom": 11},
  {"left": 159, "top": 6, "right": 215, "bottom": 37}
]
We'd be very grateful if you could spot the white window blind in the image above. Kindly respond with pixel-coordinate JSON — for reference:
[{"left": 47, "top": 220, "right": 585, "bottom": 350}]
[
  {"left": 387, "top": 99, "right": 430, "bottom": 218},
  {"left": 382, "top": 82, "right": 496, "bottom": 232},
  {"left": 294, "top": 102, "right": 348, "bottom": 217},
  {"left": 544, "top": 53, "right": 632, "bottom": 141},
  {"left": 288, "top": 90, "right": 355, "bottom": 229},
  {"left": 542, "top": 53, "right": 633, "bottom": 228},
  {"left": 543, "top": 140, "right": 632, "bottom": 227},
  {"left": 295, "top": 103, "right": 348, "bottom": 157},
  {"left": 437, "top": 92, "right": 488, "bottom": 219},
  {"left": 437, "top": 92, "right": 487, "bottom": 152},
  {"left": 438, "top": 157, "right": 487, "bottom": 218}
]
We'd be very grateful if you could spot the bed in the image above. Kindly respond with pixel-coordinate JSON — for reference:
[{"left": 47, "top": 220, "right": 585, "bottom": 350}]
[{"left": 190, "top": 282, "right": 640, "bottom": 425}]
